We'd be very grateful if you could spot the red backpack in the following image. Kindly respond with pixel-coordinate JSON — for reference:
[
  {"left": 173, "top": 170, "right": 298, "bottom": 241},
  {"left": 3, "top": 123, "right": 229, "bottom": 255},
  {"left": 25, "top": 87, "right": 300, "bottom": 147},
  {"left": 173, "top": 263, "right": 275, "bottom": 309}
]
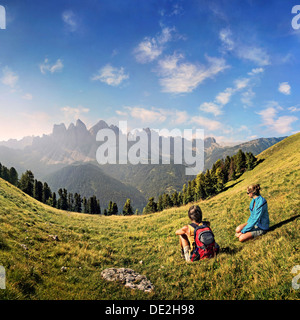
[{"left": 190, "top": 223, "right": 217, "bottom": 262}]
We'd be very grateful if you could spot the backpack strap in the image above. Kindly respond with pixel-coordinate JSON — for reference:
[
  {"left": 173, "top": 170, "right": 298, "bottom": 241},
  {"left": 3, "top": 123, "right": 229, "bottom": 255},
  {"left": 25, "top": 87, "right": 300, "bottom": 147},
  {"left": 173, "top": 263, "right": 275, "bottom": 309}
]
[{"left": 190, "top": 223, "right": 199, "bottom": 230}]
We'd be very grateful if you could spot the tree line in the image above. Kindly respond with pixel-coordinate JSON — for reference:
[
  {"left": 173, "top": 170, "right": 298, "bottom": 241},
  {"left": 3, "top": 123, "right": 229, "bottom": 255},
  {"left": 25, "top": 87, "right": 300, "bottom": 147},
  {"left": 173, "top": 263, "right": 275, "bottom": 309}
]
[
  {"left": 0, "top": 162, "right": 134, "bottom": 216},
  {"left": 142, "top": 149, "right": 257, "bottom": 214}
]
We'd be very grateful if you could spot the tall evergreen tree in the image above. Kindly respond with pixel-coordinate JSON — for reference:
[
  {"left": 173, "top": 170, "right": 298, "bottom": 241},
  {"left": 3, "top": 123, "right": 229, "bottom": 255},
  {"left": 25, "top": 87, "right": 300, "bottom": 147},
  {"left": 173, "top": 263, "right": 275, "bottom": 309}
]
[
  {"left": 123, "top": 198, "right": 133, "bottom": 215},
  {"left": 235, "top": 149, "right": 246, "bottom": 175},
  {"left": 245, "top": 152, "right": 257, "bottom": 171},
  {"left": 19, "top": 170, "right": 34, "bottom": 196},
  {"left": 195, "top": 173, "right": 206, "bottom": 200},
  {"left": 58, "top": 188, "right": 68, "bottom": 210},
  {"left": 42, "top": 182, "right": 52, "bottom": 204},
  {"left": 82, "top": 197, "right": 88, "bottom": 213},
  {"left": 143, "top": 197, "right": 157, "bottom": 214},
  {"left": 74, "top": 193, "right": 82, "bottom": 213},
  {"left": 228, "top": 158, "right": 237, "bottom": 181},
  {"left": 171, "top": 191, "right": 179, "bottom": 207},
  {"left": 9, "top": 167, "right": 18, "bottom": 186},
  {"left": 203, "top": 169, "right": 214, "bottom": 197},
  {"left": 157, "top": 194, "right": 163, "bottom": 211},
  {"left": 33, "top": 179, "right": 43, "bottom": 202}
]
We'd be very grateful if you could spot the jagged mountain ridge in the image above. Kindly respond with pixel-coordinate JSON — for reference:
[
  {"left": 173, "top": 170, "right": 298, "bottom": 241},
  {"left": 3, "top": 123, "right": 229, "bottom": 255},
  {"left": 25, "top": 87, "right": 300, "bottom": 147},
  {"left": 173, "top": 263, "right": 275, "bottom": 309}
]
[{"left": 0, "top": 119, "right": 286, "bottom": 203}]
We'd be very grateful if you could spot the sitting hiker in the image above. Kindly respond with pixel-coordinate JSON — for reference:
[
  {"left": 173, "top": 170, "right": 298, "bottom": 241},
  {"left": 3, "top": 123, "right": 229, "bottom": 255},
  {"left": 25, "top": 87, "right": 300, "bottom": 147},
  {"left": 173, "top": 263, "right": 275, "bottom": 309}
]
[
  {"left": 235, "top": 184, "right": 269, "bottom": 242},
  {"left": 175, "top": 205, "right": 218, "bottom": 262}
]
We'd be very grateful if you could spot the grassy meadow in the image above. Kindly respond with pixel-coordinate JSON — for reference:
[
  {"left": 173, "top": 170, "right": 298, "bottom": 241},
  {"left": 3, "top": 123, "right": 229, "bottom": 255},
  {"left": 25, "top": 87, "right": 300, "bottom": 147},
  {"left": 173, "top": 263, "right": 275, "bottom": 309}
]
[{"left": 0, "top": 133, "right": 299, "bottom": 300}]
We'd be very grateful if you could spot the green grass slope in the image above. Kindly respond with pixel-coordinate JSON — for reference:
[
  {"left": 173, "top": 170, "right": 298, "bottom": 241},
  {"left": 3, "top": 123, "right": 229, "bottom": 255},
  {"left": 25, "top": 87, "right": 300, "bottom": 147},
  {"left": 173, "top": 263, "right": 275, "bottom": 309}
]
[{"left": 0, "top": 133, "right": 299, "bottom": 300}]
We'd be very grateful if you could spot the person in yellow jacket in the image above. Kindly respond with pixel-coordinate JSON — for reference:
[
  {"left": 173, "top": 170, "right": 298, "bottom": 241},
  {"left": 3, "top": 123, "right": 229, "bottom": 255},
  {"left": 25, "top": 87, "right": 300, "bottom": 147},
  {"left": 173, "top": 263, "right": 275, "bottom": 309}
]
[{"left": 175, "top": 205, "right": 210, "bottom": 262}]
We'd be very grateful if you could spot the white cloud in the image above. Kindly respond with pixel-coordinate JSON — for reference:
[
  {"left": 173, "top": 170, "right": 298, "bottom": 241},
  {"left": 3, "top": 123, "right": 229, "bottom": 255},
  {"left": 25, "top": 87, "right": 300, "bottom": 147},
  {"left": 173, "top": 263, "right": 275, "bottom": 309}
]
[
  {"left": 91, "top": 64, "right": 129, "bottom": 86},
  {"left": 1, "top": 67, "right": 18, "bottom": 88},
  {"left": 22, "top": 93, "right": 33, "bottom": 100},
  {"left": 278, "top": 82, "right": 291, "bottom": 95},
  {"left": 248, "top": 67, "right": 264, "bottom": 76},
  {"left": 134, "top": 26, "right": 175, "bottom": 64},
  {"left": 219, "top": 28, "right": 234, "bottom": 52},
  {"left": 116, "top": 110, "right": 128, "bottom": 116},
  {"left": 219, "top": 28, "right": 270, "bottom": 66},
  {"left": 61, "top": 105, "right": 90, "bottom": 123},
  {"left": 215, "top": 88, "right": 233, "bottom": 105},
  {"left": 117, "top": 106, "right": 188, "bottom": 126},
  {"left": 190, "top": 116, "right": 222, "bottom": 131},
  {"left": 241, "top": 88, "right": 255, "bottom": 106},
  {"left": 199, "top": 102, "right": 223, "bottom": 116},
  {"left": 173, "top": 110, "right": 188, "bottom": 124},
  {"left": 62, "top": 10, "right": 78, "bottom": 32},
  {"left": 237, "top": 46, "right": 270, "bottom": 66},
  {"left": 257, "top": 102, "right": 298, "bottom": 134},
  {"left": 200, "top": 76, "right": 252, "bottom": 116},
  {"left": 40, "top": 58, "right": 64, "bottom": 74},
  {"left": 157, "top": 53, "right": 228, "bottom": 93},
  {"left": 125, "top": 106, "right": 167, "bottom": 123},
  {"left": 288, "top": 105, "right": 300, "bottom": 113}
]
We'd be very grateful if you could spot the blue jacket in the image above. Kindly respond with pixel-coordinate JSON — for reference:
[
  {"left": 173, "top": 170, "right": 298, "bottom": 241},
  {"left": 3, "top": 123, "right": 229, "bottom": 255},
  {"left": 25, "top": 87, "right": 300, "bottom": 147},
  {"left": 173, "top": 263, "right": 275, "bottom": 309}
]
[{"left": 241, "top": 195, "right": 269, "bottom": 233}]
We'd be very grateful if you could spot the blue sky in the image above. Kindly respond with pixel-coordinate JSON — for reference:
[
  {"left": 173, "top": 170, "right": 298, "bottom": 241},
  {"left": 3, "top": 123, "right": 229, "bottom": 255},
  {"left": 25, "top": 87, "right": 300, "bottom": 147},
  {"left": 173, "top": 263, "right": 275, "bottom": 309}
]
[{"left": 0, "top": 0, "right": 299, "bottom": 143}]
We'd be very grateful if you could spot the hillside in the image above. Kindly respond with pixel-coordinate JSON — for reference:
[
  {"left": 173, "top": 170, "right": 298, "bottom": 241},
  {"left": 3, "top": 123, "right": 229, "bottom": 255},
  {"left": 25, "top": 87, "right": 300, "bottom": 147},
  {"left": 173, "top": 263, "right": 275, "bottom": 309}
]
[
  {"left": 44, "top": 163, "right": 147, "bottom": 211},
  {"left": 0, "top": 133, "right": 299, "bottom": 300}
]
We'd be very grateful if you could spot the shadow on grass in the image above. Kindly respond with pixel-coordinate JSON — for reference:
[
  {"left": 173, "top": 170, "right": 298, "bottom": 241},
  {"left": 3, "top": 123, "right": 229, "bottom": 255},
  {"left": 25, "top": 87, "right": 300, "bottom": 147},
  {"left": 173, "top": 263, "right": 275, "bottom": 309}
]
[
  {"left": 219, "top": 246, "right": 241, "bottom": 255},
  {"left": 268, "top": 215, "right": 300, "bottom": 232},
  {"left": 223, "top": 180, "right": 243, "bottom": 192}
]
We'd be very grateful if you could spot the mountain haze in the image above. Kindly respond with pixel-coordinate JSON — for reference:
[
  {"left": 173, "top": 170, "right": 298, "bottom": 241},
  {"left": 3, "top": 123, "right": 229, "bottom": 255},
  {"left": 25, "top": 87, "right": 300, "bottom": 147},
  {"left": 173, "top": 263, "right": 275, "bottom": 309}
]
[{"left": 0, "top": 119, "right": 286, "bottom": 205}]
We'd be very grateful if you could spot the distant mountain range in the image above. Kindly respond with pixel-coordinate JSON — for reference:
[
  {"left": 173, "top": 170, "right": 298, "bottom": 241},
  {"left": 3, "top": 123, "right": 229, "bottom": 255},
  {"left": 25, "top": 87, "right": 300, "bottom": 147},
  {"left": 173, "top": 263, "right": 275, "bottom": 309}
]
[{"left": 0, "top": 119, "right": 286, "bottom": 210}]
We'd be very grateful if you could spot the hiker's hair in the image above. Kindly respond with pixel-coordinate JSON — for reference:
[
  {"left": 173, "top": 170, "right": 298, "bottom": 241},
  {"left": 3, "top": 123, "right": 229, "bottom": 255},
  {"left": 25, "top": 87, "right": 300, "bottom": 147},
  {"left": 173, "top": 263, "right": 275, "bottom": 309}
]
[
  {"left": 247, "top": 184, "right": 261, "bottom": 196},
  {"left": 188, "top": 205, "right": 202, "bottom": 223}
]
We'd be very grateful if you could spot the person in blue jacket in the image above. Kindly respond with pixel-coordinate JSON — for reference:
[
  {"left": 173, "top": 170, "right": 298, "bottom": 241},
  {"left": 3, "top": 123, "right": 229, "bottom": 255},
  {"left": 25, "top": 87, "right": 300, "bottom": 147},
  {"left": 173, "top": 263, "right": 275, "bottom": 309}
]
[{"left": 235, "top": 184, "right": 269, "bottom": 242}]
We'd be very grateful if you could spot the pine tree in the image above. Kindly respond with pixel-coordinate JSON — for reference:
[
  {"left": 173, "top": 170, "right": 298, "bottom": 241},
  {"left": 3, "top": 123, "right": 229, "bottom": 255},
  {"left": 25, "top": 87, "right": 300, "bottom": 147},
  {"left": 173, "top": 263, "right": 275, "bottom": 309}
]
[
  {"left": 235, "top": 149, "right": 246, "bottom": 175},
  {"left": 245, "top": 152, "right": 257, "bottom": 171},
  {"left": 33, "top": 179, "right": 43, "bottom": 202},
  {"left": 52, "top": 192, "right": 57, "bottom": 208},
  {"left": 9, "top": 167, "right": 18, "bottom": 186},
  {"left": 74, "top": 193, "right": 82, "bottom": 213},
  {"left": 42, "top": 182, "right": 52, "bottom": 204},
  {"left": 143, "top": 197, "right": 157, "bottom": 214},
  {"left": 112, "top": 202, "right": 118, "bottom": 215},
  {"left": 228, "top": 158, "right": 237, "bottom": 181},
  {"left": 195, "top": 173, "right": 206, "bottom": 200},
  {"left": 171, "top": 191, "right": 179, "bottom": 207},
  {"left": 215, "top": 167, "right": 225, "bottom": 193},
  {"left": 68, "top": 193, "right": 75, "bottom": 211},
  {"left": 82, "top": 197, "right": 88, "bottom": 213},
  {"left": 123, "top": 198, "right": 133, "bottom": 215},
  {"left": 58, "top": 188, "right": 68, "bottom": 210},
  {"left": 203, "top": 169, "right": 214, "bottom": 197},
  {"left": 19, "top": 170, "right": 34, "bottom": 196},
  {"left": 157, "top": 194, "right": 163, "bottom": 211},
  {"left": 96, "top": 199, "right": 101, "bottom": 214},
  {"left": 107, "top": 200, "right": 113, "bottom": 215},
  {"left": 162, "top": 193, "right": 172, "bottom": 209},
  {"left": 224, "top": 156, "right": 231, "bottom": 183}
]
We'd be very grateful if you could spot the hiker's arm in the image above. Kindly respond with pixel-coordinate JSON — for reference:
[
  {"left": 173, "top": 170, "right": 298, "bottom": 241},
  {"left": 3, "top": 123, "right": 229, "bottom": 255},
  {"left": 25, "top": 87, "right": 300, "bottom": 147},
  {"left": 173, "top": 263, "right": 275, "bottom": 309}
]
[{"left": 175, "top": 225, "right": 189, "bottom": 236}]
